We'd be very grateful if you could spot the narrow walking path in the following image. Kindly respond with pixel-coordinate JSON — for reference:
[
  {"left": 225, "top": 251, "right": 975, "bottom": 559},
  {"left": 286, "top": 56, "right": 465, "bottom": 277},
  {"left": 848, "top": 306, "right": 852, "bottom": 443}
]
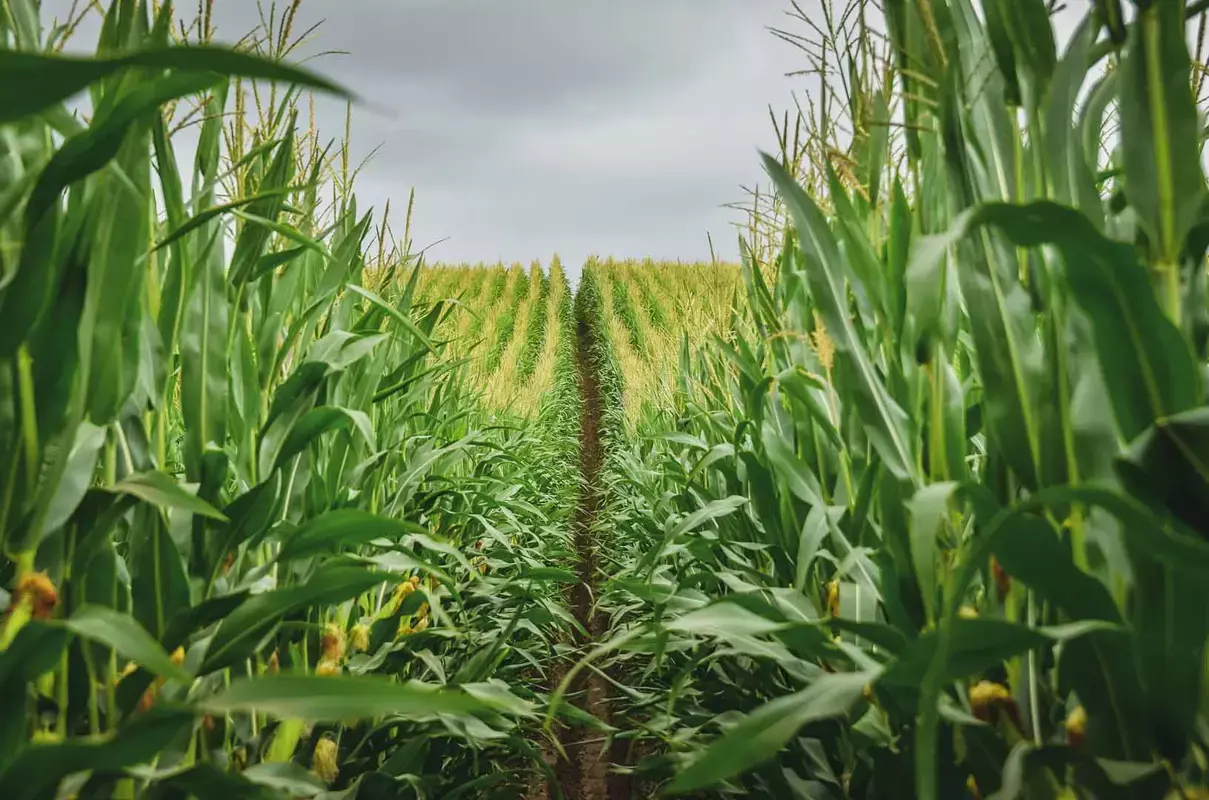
[{"left": 538, "top": 313, "right": 629, "bottom": 800}]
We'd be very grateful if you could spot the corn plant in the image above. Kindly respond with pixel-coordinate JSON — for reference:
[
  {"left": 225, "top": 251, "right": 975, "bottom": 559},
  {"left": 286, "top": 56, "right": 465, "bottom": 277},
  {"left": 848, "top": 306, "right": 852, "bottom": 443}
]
[
  {"left": 516, "top": 265, "right": 551, "bottom": 382},
  {"left": 482, "top": 264, "right": 528, "bottom": 376},
  {"left": 0, "top": 2, "right": 583, "bottom": 797},
  {"left": 581, "top": 1, "right": 1209, "bottom": 798}
]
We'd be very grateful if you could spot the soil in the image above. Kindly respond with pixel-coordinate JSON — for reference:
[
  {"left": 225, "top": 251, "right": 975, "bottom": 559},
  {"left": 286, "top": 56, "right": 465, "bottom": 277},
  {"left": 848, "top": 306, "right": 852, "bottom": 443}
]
[{"left": 531, "top": 316, "right": 631, "bottom": 799}]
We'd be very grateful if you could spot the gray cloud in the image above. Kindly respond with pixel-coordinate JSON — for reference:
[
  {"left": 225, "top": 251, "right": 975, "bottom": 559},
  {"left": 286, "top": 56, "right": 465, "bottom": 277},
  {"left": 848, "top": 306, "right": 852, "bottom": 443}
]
[
  {"left": 217, "top": 1, "right": 785, "bottom": 114},
  {"left": 46, "top": 0, "right": 806, "bottom": 273},
  {"left": 212, "top": 0, "right": 802, "bottom": 272}
]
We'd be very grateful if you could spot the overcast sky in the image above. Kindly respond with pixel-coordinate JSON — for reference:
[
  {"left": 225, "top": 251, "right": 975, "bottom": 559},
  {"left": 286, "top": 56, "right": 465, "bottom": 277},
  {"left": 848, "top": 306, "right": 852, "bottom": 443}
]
[
  {"left": 49, "top": 0, "right": 801, "bottom": 272},
  {"left": 285, "top": 1, "right": 800, "bottom": 270}
]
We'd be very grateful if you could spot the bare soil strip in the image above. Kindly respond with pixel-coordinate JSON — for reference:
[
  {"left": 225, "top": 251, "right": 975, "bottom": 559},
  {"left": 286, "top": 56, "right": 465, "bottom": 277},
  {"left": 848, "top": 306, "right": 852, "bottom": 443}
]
[{"left": 533, "top": 316, "right": 631, "bottom": 799}]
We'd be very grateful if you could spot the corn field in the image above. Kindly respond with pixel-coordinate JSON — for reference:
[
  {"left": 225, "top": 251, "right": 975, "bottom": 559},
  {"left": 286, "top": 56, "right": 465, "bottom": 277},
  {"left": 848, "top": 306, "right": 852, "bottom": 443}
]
[{"left": 4, "top": 0, "right": 1209, "bottom": 798}]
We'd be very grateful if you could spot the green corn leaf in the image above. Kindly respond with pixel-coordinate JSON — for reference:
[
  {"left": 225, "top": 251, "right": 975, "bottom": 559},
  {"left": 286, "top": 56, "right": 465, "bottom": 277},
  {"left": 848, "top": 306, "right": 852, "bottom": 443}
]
[
  {"left": 0, "top": 76, "right": 215, "bottom": 365},
  {"left": 346, "top": 283, "right": 434, "bottom": 349},
  {"left": 128, "top": 508, "right": 191, "bottom": 642},
  {"left": 668, "top": 597, "right": 844, "bottom": 663},
  {"left": 163, "top": 592, "right": 249, "bottom": 652},
  {"left": 865, "top": 88, "right": 891, "bottom": 208},
  {"left": 907, "top": 482, "right": 958, "bottom": 623},
  {"left": 989, "top": 506, "right": 1151, "bottom": 761},
  {"left": 210, "top": 476, "right": 281, "bottom": 567},
  {"left": 136, "top": 762, "right": 321, "bottom": 799},
  {"left": 59, "top": 604, "right": 190, "bottom": 684},
  {"left": 760, "top": 422, "right": 825, "bottom": 507},
  {"left": 228, "top": 131, "right": 297, "bottom": 287},
  {"left": 992, "top": 743, "right": 1166, "bottom": 800},
  {"left": 254, "top": 244, "right": 309, "bottom": 278},
  {"left": 0, "top": 45, "right": 350, "bottom": 125},
  {"left": 151, "top": 114, "right": 189, "bottom": 360},
  {"left": 775, "top": 368, "right": 841, "bottom": 449},
  {"left": 982, "top": 0, "right": 1022, "bottom": 106},
  {"left": 904, "top": 223, "right": 956, "bottom": 350},
  {"left": 200, "top": 675, "right": 507, "bottom": 721},
  {"left": 278, "top": 509, "right": 423, "bottom": 562},
  {"left": 826, "top": 514, "right": 883, "bottom": 601},
  {"left": 947, "top": 220, "right": 1050, "bottom": 491},
  {"left": 389, "top": 440, "right": 472, "bottom": 508},
  {"left": 0, "top": 621, "right": 72, "bottom": 692},
  {"left": 1044, "top": 15, "right": 1101, "bottom": 226},
  {"left": 111, "top": 587, "right": 251, "bottom": 716},
  {"left": 201, "top": 567, "right": 398, "bottom": 673},
  {"left": 879, "top": 616, "right": 1116, "bottom": 692},
  {"left": 403, "top": 531, "right": 479, "bottom": 576},
  {"left": 1081, "top": 72, "right": 1117, "bottom": 184},
  {"left": 1015, "top": 481, "right": 1209, "bottom": 760},
  {"left": 227, "top": 326, "right": 259, "bottom": 466},
  {"left": 886, "top": 177, "right": 911, "bottom": 341},
  {"left": 999, "top": 0, "right": 1056, "bottom": 102},
  {"left": 990, "top": 510, "right": 1121, "bottom": 620},
  {"left": 0, "top": 160, "right": 40, "bottom": 234},
  {"left": 1131, "top": 556, "right": 1206, "bottom": 763},
  {"left": 262, "top": 361, "right": 331, "bottom": 433},
  {"left": 317, "top": 211, "right": 376, "bottom": 298},
  {"left": 265, "top": 405, "right": 374, "bottom": 476},
  {"left": 41, "top": 421, "right": 106, "bottom": 532},
  {"left": 826, "top": 618, "right": 909, "bottom": 654},
  {"left": 1120, "top": 0, "right": 1206, "bottom": 266},
  {"left": 922, "top": 201, "right": 1200, "bottom": 441},
  {"left": 795, "top": 504, "right": 842, "bottom": 591},
  {"left": 230, "top": 210, "right": 332, "bottom": 278},
  {"left": 1117, "top": 407, "right": 1209, "bottom": 537},
  {"left": 179, "top": 107, "right": 229, "bottom": 480},
  {"left": 763, "top": 153, "right": 918, "bottom": 486},
  {"left": 515, "top": 566, "right": 577, "bottom": 584},
  {"left": 673, "top": 495, "right": 747, "bottom": 539},
  {"left": 933, "top": 15, "right": 1065, "bottom": 494},
  {"left": 666, "top": 601, "right": 790, "bottom": 638},
  {"left": 153, "top": 186, "right": 299, "bottom": 254},
  {"left": 78, "top": 96, "right": 163, "bottom": 421},
  {"left": 241, "top": 763, "right": 329, "bottom": 796},
  {"left": 21, "top": 71, "right": 218, "bottom": 228},
  {"left": 827, "top": 167, "right": 885, "bottom": 315},
  {"left": 638, "top": 496, "right": 748, "bottom": 575},
  {"left": 0, "top": 622, "right": 65, "bottom": 758},
  {"left": 1, "top": 0, "right": 39, "bottom": 49},
  {"left": 666, "top": 670, "right": 877, "bottom": 794},
  {"left": 0, "top": 708, "right": 193, "bottom": 800},
  {"left": 108, "top": 470, "right": 227, "bottom": 521}
]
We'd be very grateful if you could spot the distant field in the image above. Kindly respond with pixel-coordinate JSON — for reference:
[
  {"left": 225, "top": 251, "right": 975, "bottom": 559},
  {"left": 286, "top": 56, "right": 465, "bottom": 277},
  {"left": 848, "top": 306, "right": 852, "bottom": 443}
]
[
  {"left": 582, "top": 258, "right": 741, "bottom": 429},
  {"left": 414, "top": 257, "right": 740, "bottom": 427},
  {"left": 416, "top": 259, "right": 571, "bottom": 418}
]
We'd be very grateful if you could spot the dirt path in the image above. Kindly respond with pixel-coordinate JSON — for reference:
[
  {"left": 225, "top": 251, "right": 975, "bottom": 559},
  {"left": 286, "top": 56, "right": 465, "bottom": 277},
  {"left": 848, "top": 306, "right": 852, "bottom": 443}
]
[{"left": 533, "top": 315, "right": 630, "bottom": 800}]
